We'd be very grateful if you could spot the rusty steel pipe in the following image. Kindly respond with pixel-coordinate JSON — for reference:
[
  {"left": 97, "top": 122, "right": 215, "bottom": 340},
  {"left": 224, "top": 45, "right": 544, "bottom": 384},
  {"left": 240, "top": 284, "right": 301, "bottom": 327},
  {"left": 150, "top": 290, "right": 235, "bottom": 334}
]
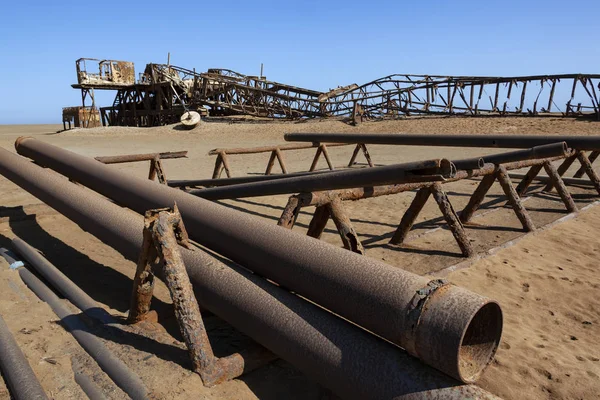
[
  {"left": 453, "top": 142, "right": 568, "bottom": 168},
  {"left": 453, "top": 157, "right": 485, "bottom": 170},
  {"left": 480, "top": 142, "right": 568, "bottom": 165},
  {"left": 0, "top": 148, "right": 500, "bottom": 399},
  {"left": 15, "top": 266, "right": 151, "bottom": 400},
  {"left": 186, "top": 160, "right": 455, "bottom": 200},
  {"left": 95, "top": 151, "right": 188, "bottom": 164},
  {"left": 168, "top": 169, "right": 332, "bottom": 188},
  {"left": 299, "top": 152, "right": 570, "bottom": 207},
  {"left": 0, "top": 314, "right": 48, "bottom": 400},
  {"left": 207, "top": 142, "right": 348, "bottom": 155},
  {"left": 284, "top": 132, "right": 600, "bottom": 150},
  {"left": 14, "top": 138, "right": 501, "bottom": 383},
  {"left": 12, "top": 238, "right": 114, "bottom": 325}
]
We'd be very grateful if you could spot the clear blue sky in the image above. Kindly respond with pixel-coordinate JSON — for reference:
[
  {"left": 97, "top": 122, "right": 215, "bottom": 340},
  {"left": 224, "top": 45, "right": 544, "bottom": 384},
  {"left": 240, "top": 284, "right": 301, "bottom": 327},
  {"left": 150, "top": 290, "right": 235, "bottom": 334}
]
[{"left": 0, "top": 0, "right": 598, "bottom": 124}]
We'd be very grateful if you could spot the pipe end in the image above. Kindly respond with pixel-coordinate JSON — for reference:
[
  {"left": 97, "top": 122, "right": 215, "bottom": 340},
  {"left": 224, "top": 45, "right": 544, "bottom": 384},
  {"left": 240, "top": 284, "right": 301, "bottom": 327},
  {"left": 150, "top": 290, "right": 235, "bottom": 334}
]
[
  {"left": 414, "top": 285, "right": 503, "bottom": 383},
  {"left": 440, "top": 159, "right": 457, "bottom": 178},
  {"left": 15, "top": 136, "right": 33, "bottom": 151}
]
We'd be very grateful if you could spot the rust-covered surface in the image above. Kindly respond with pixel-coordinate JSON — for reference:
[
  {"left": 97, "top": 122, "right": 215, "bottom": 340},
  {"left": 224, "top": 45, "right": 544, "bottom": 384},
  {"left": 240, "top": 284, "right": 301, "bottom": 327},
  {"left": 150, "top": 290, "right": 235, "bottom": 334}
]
[
  {"left": 0, "top": 144, "right": 503, "bottom": 399},
  {"left": 76, "top": 58, "right": 135, "bottom": 86},
  {"left": 68, "top": 58, "right": 600, "bottom": 127},
  {"left": 62, "top": 106, "right": 100, "bottom": 129},
  {"left": 15, "top": 137, "right": 503, "bottom": 384}
]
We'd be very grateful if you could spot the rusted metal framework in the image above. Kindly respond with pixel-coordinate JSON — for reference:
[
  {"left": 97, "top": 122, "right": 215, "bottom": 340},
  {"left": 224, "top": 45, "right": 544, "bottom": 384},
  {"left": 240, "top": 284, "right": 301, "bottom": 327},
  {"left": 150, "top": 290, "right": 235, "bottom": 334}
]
[
  {"left": 277, "top": 144, "right": 579, "bottom": 257},
  {"left": 187, "top": 69, "right": 600, "bottom": 120},
  {"left": 94, "top": 150, "right": 188, "bottom": 185},
  {"left": 208, "top": 142, "right": 372, "bottom": 179},
  {"left": 62, "top": 106, "right": 100, "bottom": 130},
  {"left": 69, "top": 59, "right": 600, "bottom": 128},
  {"left": 14, "top": 137, "right": 503, "bottom": 384},
  {"left": 316, "top": 74, "right": 600, "bottom": 119},
  {"left": 0, "top": 146, "right": 501, "bottom": 399}
]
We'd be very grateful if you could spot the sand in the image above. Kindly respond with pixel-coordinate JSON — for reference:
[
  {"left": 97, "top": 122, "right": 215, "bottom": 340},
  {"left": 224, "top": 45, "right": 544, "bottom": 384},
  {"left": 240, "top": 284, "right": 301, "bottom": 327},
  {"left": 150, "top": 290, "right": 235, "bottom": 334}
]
[{"left": 0, "top": 116, "right": 598, "bottom": 399}]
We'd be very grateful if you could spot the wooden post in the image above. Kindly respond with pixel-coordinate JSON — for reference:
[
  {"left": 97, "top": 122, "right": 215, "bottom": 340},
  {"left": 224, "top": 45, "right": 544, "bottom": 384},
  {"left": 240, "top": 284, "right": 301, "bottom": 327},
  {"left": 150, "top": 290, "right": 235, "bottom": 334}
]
[{"left": 389, "top": 186, "right": 431, "bottom": 245}]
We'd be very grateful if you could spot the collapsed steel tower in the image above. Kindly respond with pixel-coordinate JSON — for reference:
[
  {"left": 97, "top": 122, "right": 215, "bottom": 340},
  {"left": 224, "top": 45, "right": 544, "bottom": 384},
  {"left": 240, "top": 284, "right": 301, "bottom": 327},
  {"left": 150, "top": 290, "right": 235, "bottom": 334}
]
[{"left": 67, "top": 58, "right": 600, "bottom": 128}]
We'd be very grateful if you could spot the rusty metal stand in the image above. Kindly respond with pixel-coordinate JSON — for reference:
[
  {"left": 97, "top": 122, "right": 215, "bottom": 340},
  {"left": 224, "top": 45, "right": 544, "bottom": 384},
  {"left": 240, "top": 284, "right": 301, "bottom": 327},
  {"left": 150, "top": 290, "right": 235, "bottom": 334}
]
[
  {"left": 211, "top": 151, "right": 232, "bottom": 179},
  {"left": 347, "top": 144, "right": 374, "bottom": 168},
  {"left": 277, "top": 194, "right": 364, "bottom": 254},
  {"left": 128, "top": 205, "right": 245, "bottom": 387},
  {"left": 389, "top": 183, "right": 474, "bottom": 257},
  {"left": 460, "top": 165, "right": 536, "bottom": 232},
  {"left": 265, "top": 149, "right": 288, "bottom": 175},
  {"left": 148, "top": 156, "right": 168, "bottom": 184},
  {"left": 389, "top": 186, "right": 431, "bottom": 245},
  {"left": 575, "top": 151, "right": 600, "bottom": 195},
  {"left": 543, "top": 150, "right": 600, "bottom": 194},
  {"left": 306, "top": 205, "right": 331, "bottom": 238},
  {"left": 277, "top": 196, "right": 303, "bottom": 229},
  {"left": 542, "top": 161, "right": 578, "bottom": 213},
  {"left": 496, "top": 165, "right": 536, "bottom": 232},
  {"left": 573, "top": 150, "right": 600, "bottom": 178},
  {"left": 309, "top": 144, "right": 335, "bottom": 171},
  {"left": 542, "top": 153, "right": 577, "bottom": 191},
  {"left": 328, "top": 197, "right": 365, "bottom": 254},
  {"left": 515, "top": 164, "right": 544, "bottom": 196}
]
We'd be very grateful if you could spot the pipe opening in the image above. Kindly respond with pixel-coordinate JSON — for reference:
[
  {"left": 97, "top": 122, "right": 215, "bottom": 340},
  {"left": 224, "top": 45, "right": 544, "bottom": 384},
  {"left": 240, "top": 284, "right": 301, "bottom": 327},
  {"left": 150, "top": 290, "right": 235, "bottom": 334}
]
[
  {"left": 458, "top": 301, "right": 503, "bottom": 381},
  {"left": 439, "top": 159, "right": 457, "bottom": 178}
]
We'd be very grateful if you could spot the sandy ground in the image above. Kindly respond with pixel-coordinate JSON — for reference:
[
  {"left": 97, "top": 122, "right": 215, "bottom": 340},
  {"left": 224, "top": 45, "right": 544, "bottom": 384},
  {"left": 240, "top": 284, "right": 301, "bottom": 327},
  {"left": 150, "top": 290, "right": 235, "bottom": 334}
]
[{"left": 0, "top": 116, "right": 599, "bottom": 399}]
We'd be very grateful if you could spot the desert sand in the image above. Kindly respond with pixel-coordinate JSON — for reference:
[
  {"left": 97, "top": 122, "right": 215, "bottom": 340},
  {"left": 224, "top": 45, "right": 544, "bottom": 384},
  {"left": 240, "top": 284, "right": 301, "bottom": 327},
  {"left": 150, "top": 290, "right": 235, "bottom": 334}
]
[{"left": 0, "top": 116, "right": 598, "bottom": 399}]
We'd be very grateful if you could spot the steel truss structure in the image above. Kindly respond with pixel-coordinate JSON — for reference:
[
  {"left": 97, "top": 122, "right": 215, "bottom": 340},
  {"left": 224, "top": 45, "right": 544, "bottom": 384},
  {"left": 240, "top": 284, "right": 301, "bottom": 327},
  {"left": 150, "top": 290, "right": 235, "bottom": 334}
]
[
  {"left": 70, "top": 59, "right": 600, "bottom": 127},
  {"left": 154, "top": 67, "right": 600, "bottom": 121}
]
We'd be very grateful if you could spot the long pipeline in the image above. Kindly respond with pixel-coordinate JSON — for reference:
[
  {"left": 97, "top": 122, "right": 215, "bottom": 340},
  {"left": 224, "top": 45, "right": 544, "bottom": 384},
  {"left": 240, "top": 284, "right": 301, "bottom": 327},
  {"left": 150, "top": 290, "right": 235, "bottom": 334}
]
[
  {"left": 14, "top": 266, "right": 150, "bottom": 400},
  {"left": 0, "top": 147, "right": 499, "bottom": 399},
  {"left": 454, "top": 142, "right": 569, "bottom": 169},
  {"left": 284, "top": 132, "right": 600, "bottom": 150},
  {"left": 12, "top": 238, "right": 115, "bottom": 324},
  {"left": 14, "top": 137, "right": 502, "bottom": 383},
  {"left": 186, "top": 159, "right": 454, "bottom": 200},
  {"left": 167, "top": 169, "right": 332, "bottom": 188},
  {"left": 0, "top": 314, "right": 48, "bottom": 400}
]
